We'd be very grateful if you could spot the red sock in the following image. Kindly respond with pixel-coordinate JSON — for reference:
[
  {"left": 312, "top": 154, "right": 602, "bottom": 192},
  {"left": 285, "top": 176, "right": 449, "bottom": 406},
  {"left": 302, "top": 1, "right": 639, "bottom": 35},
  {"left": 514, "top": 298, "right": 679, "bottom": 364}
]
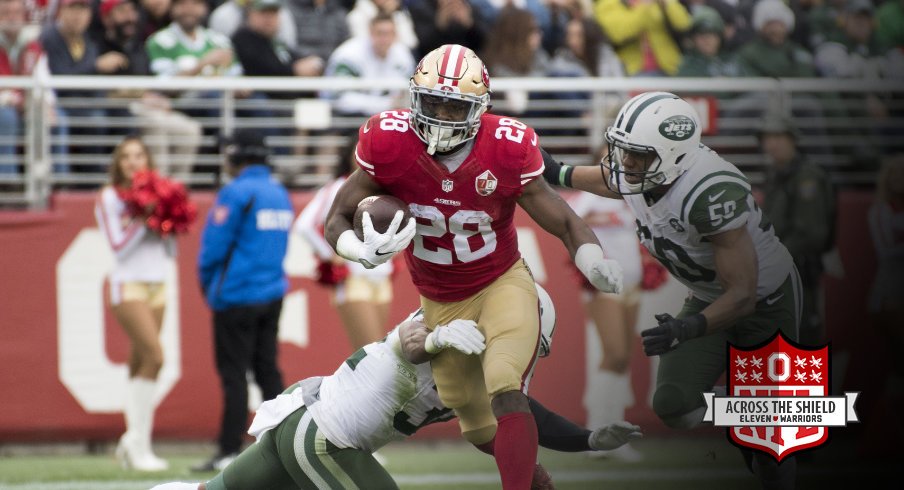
[
  {"left": 474, "top": 437, "right": 495, "bottom": 455},
  {"left": 493, "top": 412, "right": 538, "bottom": 490}
]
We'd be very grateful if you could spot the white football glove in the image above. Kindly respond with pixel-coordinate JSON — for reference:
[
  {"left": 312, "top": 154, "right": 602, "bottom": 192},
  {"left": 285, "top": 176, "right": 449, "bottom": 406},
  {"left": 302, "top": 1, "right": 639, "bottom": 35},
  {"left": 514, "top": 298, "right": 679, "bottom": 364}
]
[
  {"left": 336, "top": 210, "right": 416, "bottom": 269},
  {"left": 575, "top": 243, "right": 624, "bottom": 294},
  {"left": 588, "top": 421, "right": 643, "bottom": 451},
  {"left": 424, "top": 319, "right": 486, "bottom": 355}
]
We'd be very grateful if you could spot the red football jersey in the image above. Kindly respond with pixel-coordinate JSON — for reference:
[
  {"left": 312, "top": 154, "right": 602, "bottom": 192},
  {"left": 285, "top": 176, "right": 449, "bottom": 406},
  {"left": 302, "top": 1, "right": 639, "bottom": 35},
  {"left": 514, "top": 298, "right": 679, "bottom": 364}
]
[{"left": 355, "top": 110, "right": 544, "bottom": 301}]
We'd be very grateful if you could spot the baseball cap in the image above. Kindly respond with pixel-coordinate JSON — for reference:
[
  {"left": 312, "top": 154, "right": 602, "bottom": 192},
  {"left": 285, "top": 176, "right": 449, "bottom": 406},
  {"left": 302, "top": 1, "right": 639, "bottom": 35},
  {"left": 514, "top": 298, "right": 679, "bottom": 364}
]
[
  {"left": 249, "top": 0, "right": 282, "bottom": 10},
  {"left": 99, "top": 0, "right": 128, "bottom": 19}
]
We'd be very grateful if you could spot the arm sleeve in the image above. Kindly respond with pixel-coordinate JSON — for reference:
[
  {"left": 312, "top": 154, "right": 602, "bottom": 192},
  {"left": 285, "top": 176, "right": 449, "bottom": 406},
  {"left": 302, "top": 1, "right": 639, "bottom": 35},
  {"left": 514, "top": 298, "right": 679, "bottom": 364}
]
[
  {"left": 530, "top": 397, "right": 592, "bottom": 452},
  {"left": 95, "top": 189, "right": 147, "bottom": 261},
  {"left": 294, "top": 181, "right": 340, "bottom": 261},
  {"left": 197, "top": 186, "right": 246, "bottom": 290}
]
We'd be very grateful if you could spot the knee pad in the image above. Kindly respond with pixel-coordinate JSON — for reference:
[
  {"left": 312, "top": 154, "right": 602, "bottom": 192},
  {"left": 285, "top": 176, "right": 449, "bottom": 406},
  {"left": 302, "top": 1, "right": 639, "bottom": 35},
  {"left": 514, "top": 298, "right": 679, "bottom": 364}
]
[{"left": 652, "top": 383, "right": 704, "bottom": 429}]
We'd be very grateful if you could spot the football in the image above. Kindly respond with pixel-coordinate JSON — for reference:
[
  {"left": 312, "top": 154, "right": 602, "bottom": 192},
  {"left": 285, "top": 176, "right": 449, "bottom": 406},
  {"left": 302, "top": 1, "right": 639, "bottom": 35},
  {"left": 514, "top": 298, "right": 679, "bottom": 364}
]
[{"left": 353, "top": 195, "right": 412, "bottom": 240}]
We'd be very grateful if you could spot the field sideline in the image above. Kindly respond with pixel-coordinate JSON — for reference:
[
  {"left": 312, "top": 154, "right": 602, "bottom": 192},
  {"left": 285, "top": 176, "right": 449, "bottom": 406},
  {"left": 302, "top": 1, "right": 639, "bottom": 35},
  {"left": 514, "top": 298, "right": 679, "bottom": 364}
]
[{"left": 0, "top": 436, "right": 889, "bottom": 490}]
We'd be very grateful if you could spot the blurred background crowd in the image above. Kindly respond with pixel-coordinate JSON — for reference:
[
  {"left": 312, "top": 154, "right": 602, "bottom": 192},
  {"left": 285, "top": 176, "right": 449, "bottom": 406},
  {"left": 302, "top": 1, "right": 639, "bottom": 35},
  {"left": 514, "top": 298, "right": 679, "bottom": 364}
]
[{"left": 1, "top": 0, "right": 903, "bottom": 200}]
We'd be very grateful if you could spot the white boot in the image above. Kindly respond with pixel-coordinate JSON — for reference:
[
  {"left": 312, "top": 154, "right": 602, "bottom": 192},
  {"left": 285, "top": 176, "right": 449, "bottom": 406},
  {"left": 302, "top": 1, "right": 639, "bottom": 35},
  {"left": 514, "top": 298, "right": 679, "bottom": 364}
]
[
  {"left": 117, "top": 377, "right": 168, "bottom": 472},
  {"left": 587, "top": 371, "right": 643, "bottom": 462}
]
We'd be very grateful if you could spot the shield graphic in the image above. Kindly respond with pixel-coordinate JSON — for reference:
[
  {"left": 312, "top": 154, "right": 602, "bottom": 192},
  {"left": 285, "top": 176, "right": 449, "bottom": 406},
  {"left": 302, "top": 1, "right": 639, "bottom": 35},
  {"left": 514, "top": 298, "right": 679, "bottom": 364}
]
[
  {"left": 442, "top": 179, "right": 454, "bottom": 193},
  {"left": 475, "top": 170, "right": 497, "bottom": 196},
  {"left": 728, "top": 332, "right": 829, "bottom": 462}
]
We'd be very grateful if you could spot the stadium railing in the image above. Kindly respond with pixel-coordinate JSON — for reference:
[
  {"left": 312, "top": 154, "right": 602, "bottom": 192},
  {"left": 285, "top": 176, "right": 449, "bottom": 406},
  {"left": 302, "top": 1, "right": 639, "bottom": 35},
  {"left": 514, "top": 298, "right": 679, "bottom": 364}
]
[{"left": 0, "top": 76, "right": 899, "bottom": 209}]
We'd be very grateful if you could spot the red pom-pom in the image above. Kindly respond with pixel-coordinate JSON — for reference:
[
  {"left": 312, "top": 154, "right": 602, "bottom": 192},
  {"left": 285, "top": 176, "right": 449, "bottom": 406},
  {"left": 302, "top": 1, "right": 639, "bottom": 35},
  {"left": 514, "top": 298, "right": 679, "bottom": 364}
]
[
  {"left": 120, "top": 170, "right": 197, "bottom": 237},
  {"left": 316, "top": 260, "right": 349, "bottom": 286},
  {"left": 640, "top": 245, "right": 669, "bottom": 291}
]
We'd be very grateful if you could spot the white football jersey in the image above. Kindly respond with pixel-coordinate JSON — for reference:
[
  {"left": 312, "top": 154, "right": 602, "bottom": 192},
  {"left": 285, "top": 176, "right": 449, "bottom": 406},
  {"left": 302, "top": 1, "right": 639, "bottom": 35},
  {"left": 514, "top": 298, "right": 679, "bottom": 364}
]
[{"left": 622, "top": 146, "right": 793, "bottom": 303}]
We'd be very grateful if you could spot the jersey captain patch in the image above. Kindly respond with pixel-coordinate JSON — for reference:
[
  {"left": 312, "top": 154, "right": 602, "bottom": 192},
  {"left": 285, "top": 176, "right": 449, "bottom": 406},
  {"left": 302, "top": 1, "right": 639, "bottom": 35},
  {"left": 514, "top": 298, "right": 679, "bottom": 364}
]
[{"left": 475, "top": 170, "right": 497, "bottom": 196}]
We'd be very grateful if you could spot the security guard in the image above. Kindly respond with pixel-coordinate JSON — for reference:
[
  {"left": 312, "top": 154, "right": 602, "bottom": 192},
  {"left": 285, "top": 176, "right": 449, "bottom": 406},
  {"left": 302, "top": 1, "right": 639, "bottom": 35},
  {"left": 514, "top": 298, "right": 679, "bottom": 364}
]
[
  {"left": 195, "top": 128, "right": 294, "bottom": 471},
  {"left": 759, "top": 115, "right": 836, "bottom": 346}
]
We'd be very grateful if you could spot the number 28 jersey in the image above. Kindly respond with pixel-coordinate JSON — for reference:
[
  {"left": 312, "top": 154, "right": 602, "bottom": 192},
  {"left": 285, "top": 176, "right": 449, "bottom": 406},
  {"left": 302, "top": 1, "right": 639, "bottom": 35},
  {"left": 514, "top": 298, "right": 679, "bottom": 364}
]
[
  {"left": 355, "top": 110, "right": 544, "bottom": 302},
  {"left": 623, "top": 146, "right": 793, "bottom": 303}
]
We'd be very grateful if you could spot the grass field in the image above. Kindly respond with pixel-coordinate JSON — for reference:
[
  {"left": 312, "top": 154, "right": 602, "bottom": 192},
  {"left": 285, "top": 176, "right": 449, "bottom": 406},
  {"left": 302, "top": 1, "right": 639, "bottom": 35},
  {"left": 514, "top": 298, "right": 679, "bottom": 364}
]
[{"left": 0, "top": 436, "right": 890, "bottom": 490}]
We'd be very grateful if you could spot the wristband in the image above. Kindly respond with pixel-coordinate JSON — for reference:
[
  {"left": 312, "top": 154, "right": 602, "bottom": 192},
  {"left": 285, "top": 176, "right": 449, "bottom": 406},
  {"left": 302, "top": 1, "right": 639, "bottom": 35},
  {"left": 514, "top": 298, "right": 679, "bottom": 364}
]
[
  {"left": 559, "top": 165, "right": 574, "bottom": 188},
  {"left": 574, "top": 243, "right": 606, "bottom": 279},
  {"left": 335, "top": 229, "right": 363, "bottom": 263}
]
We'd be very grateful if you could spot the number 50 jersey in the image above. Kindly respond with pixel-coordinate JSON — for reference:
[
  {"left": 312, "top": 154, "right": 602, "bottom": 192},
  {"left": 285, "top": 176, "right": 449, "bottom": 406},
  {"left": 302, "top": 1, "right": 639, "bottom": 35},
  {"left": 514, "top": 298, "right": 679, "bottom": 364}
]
[
  {"left": 355, "top": 110, "right": 544, "bottom": 302},
  {"left": 623, "top": 146, "right": 793, "bottom": 303}
]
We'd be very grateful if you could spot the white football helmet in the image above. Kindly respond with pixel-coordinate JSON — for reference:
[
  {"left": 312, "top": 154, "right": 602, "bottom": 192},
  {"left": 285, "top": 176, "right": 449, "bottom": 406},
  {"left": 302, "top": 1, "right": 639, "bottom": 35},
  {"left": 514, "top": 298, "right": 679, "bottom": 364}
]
[
  {"left": 536, "top": 284, "right": 557, "bottom": 358},
  {"left": 604, "top": 92, "right": 701, "bottom": 195},
  {"left": 409, "top": 44, "right": 490, "bottom": 155}
]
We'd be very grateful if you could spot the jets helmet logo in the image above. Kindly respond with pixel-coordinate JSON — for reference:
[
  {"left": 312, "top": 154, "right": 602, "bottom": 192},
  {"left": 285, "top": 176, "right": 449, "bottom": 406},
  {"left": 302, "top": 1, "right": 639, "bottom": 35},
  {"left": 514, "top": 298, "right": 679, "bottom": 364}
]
[{"left": 659, "top": 115, "right": 696, "bottom": 141}]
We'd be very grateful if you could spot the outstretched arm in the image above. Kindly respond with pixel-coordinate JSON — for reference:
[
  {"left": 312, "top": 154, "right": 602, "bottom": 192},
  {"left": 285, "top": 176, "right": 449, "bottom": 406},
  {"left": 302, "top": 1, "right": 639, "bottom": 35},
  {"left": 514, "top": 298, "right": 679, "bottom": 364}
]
[
  {"left": 518, "top": 178, "right": 623, "bottom": 293},
  {"left": 399, "top": 317, "right": 486, "bottom": 365},
  {"left": 540, "top": 148, "right": 622, "bottom": 199},
  {"left": 530, "top": 398, "right": 643, "bottom": 452}
]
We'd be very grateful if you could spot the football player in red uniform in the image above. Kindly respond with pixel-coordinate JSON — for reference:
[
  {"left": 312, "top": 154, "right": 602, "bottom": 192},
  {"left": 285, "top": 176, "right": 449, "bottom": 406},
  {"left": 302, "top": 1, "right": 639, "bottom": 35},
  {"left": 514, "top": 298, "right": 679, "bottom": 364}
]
[{"left": 325, "top": 44, "right": 623, "bottom": 489}]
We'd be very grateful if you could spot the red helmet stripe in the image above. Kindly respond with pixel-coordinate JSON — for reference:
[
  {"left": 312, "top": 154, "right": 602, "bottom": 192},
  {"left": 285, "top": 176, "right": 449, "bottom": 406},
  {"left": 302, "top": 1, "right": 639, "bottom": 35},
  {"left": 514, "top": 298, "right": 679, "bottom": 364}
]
[{"left": 438, "top": 45, "right": 464, "bottom": 87}]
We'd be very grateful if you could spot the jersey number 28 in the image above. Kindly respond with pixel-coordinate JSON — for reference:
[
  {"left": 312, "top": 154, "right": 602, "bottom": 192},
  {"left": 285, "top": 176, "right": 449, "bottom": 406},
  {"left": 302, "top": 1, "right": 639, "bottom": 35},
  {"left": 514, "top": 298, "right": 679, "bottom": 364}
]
[{"left": 409, "top": 204, "right": 497, "bottom": 264}]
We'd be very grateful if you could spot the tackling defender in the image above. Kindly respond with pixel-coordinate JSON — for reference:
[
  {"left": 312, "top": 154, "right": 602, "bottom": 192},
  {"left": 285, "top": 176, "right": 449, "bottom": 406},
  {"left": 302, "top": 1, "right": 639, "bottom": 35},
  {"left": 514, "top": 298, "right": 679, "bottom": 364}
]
[
  {"left": 150, "top": 286, "right": 643, "bottom": 490},
  {"left": 324, "top": 44, "right": 623, "bottom": 488},
  {"left": 543, "top": 92, "right": 801, "bottom": 489}
]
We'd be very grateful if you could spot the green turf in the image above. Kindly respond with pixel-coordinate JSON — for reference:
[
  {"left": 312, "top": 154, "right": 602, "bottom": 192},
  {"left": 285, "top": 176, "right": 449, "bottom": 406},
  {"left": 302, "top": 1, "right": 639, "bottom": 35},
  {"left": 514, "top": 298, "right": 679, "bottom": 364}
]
[{"left": 0, "top": 436, "right": 887, "bottom": 490}]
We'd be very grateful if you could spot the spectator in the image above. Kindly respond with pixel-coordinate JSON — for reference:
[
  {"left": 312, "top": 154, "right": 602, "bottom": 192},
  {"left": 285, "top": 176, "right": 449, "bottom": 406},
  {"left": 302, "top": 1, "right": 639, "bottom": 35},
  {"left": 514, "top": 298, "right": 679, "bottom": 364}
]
[
  {"left": 594, "top": 0, "right": 692, "bottom": 76},
  {"left": 471, "top": 0, "right": 554, "bottom": 51},
  {"left": 736, "top": 0, "right": 816, "bottom": 77},
  {"left": 194, "top": 128, "right": 293, "bottom": 472},
  {"left": 408, "top": 0, "right": 489, "bottom": 58},
  {"left": 284, "top": 0, "right": 350, "bottom": 62},
  {"left": 97, "top": 0, "right": 148, "bottom": 76},
  {"left": 145, "top": 0, "right": 241, "bottom": 178},
  {"left": 800, "top": 0, "right": 846, "bottom": 50},
  {"left": 322, "top": 12, "right": 414, "bottom": 118},
  {"left": 676, "top": 5, "right": 744, "bottom": 77},
  {"left": 24, "top": 0, "right": 59, "bottom": 23},
  {"left": 136, "top": 0, "right": 170, "bottom": 42},
  {"left": 209, "top": 0, "right": 297, "bottom": 50},
  {"left": 347, "top": 0, "right": 418, "bottom": 50},
  {"left": 94, "top": 135, "right": 174, "bottom": 472},
  {"left": 1, "top": 0, "right": 45, "bottom": 175},
  {"left": 231, "top": 0, "right": 323, "bottom": 82},
  {"left": 549, "top": 15, "right": 623, "bottom": 78},
  {"left": 758, "top": 114, "right": 836, "bottom": 346},
  {"left": 481, "top": 6, "right": 549, "bottom": 115},
  {"left": 814, "top": 0, "right": 883, "bottom": 79},
  {"left": 877, "top": 0, "right": 904, "bottom": 52},
  {"left": 41, "top": 0, "right": 126, "bottom": 170},
  {"left": 294, "top": 135, "right": 396, "bottom": 350}
]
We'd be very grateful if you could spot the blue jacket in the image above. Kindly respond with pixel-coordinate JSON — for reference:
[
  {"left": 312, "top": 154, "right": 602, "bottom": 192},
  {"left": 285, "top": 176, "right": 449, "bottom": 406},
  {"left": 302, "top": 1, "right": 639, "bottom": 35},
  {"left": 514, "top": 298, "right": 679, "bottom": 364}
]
[{"left": 198, "top": 165, "right": 294, "bottom": 311}]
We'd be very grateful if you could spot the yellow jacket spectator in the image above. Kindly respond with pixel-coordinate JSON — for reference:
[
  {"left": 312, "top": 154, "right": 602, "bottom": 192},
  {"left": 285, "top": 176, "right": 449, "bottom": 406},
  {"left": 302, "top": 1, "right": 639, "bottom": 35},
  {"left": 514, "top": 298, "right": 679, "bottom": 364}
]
[{"left": 594, "top": 0, "right": 691, "bottom": 76}]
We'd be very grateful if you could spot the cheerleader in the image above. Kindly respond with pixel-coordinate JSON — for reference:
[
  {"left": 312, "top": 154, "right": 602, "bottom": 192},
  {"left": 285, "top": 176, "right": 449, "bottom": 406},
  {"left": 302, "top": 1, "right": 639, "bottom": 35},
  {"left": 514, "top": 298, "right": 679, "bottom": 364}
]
[
  {"left": 95, "top": 136, "right": 174, "bottom": 471},
  {"left": 294, "top": 137, "right": 395, "bottom": 350}
]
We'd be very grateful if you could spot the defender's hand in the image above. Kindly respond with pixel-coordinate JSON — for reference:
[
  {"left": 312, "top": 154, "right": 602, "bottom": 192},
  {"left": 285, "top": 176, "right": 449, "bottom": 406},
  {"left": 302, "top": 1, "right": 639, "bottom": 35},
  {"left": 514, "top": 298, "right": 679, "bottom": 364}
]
[
  {"left": 640, "top": 313, "right": 707, "bottom": 356},
  {"left": 589, "top": 421, "right": 643, "bottom": 451},
  {"left": 425, "top": 320, "right": 485, "bottom": 355}
]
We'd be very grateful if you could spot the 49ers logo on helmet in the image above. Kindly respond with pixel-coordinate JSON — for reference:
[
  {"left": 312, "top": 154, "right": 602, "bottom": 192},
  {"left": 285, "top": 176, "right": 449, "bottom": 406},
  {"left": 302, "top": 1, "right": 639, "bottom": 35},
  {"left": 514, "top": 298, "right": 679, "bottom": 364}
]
[{"left": 481, "top": 65, "right": 490, "bottom": 89}]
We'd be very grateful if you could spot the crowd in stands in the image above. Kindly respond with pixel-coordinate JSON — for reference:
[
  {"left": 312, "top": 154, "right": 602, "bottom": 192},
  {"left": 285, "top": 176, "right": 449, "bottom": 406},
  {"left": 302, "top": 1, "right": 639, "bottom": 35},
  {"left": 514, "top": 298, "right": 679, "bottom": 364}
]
[{"left": 1, "top": 0, "right": 902, "bottom": 180}]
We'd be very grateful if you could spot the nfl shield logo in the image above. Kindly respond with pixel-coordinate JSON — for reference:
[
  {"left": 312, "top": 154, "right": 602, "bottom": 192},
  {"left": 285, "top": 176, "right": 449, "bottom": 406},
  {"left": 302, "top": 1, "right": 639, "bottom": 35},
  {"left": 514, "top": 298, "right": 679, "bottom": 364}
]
[
  {"left": 475, "top": 170, "right": 497, "bottom": 196},
  {"left": 442, "top": 179, "right": 454, "bottom": 193},
  {"left": 728, "top": 332, "right": 829, "bottom": 462}
]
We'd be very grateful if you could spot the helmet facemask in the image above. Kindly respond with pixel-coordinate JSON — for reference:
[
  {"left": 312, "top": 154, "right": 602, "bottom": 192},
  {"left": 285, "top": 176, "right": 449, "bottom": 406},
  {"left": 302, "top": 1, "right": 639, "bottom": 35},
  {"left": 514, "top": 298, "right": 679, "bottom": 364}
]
[
  {"left": 410, "top": 83, "right": 488, "bottom": 154},
  {"left": 603, "top": 134, "right": 668, "bottom": 195}
]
